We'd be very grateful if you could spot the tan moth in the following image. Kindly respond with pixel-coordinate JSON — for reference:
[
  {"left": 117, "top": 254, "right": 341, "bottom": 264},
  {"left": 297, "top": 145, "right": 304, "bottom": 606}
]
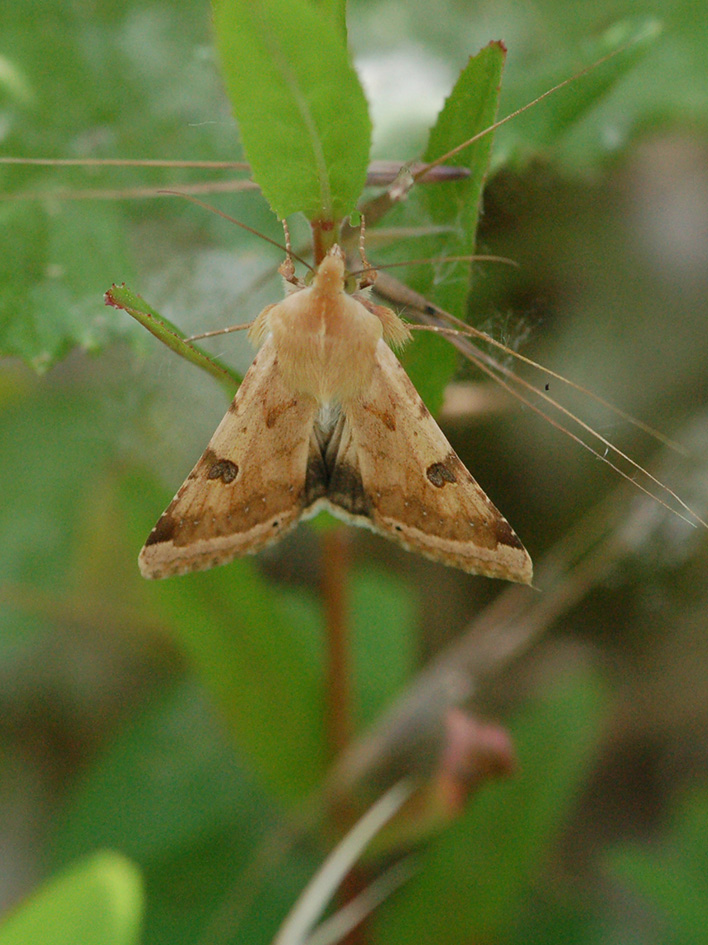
[
  {"left": 9, "top": 29, "right": 691, "bottom": 580},
  {"left": 138, "top": 245, "right": 533, "bottom": 582}
]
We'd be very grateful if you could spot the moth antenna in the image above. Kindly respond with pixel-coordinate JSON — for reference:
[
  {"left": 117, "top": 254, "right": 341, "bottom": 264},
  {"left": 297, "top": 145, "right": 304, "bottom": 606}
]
[
  {"left": 425, "top": 304, "right": 687, "bottom": 455},
  {"left": 411, "top": 322, "right": 706, "bottom": 528},
  {"left": 157, "top": 191, "right": 315, "bottom": 272},
  {"left": 414, "top": 37, "right": 645, "bottom": 183},
  {"left": 349, "top": 254, "right": 519, "bottom": 280}
]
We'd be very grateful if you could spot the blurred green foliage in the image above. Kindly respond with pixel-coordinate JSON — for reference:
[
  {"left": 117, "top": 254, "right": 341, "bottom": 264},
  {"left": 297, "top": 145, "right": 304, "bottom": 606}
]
[
  {"left": 608, "top": 789, "right": 708, "bottom": 944},
  {"left": 2, "top": 1, "right": 708, "bottom": 944},
  {"left": 0, "top": 851, "right": 143, "bottom": 945}
]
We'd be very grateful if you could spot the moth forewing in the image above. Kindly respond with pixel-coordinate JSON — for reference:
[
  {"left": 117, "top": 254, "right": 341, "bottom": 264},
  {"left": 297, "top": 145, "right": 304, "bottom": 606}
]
[
  {"left": 341, "top": 341, "right": 533, "bottom": 583},
  {"left": 139, "top": 247, "right": 532, "bottom": 583},
  {"left": 138, "top": 336, "right": 319, "bottom": 579}
]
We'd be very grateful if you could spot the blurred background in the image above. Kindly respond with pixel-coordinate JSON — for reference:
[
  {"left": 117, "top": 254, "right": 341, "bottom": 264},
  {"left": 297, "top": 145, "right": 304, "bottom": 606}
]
[{"left": 1, "top": 1, "right": 708, "bottom": 943}]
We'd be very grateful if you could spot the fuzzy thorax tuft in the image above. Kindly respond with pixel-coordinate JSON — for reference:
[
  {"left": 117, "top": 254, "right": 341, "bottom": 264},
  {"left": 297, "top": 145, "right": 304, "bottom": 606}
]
[{"left": 248, "top": 247, "right": 410, "bottom": 403}]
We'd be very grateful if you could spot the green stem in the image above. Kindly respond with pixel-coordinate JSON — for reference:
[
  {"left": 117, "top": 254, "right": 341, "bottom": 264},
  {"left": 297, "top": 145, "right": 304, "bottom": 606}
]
[{"left": 105, "top": 283, "right": 242, "bottom": 396}]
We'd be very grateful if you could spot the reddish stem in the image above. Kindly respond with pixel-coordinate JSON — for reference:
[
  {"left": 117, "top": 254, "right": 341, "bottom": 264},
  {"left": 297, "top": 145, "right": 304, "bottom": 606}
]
[{"left": 310, "top": 218, "right": 338, "bottom": 264}]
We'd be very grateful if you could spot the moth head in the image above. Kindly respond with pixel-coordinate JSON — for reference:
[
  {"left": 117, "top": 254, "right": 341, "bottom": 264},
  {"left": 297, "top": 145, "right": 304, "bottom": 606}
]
[{"left": 310, "top": 245, "right": 357, "bottom": 296}]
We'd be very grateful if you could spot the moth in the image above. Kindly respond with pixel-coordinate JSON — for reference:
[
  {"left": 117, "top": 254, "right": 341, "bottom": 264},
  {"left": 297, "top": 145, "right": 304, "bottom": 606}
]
[{"left": 138, "top": 246, "right": 532, "bottom": 583}]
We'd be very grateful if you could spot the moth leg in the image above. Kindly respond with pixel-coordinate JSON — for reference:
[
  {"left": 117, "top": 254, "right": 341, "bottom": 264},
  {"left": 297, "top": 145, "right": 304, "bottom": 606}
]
[
  {"left": 185, "top": 321, "right": 255, "bottom": 343},
  {"left": 356, "top": 214, "right": 377, "bottom": 289}
]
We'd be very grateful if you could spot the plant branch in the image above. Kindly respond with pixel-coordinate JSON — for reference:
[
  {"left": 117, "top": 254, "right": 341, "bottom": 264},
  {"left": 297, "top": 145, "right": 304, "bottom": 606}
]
[{"left": 105, "top": 283, "right": 241, "bottom": 396}]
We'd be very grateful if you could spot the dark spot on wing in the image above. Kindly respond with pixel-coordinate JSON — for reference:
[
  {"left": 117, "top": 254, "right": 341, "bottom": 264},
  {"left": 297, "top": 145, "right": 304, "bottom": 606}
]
[
  {"left": 144, "top": 513, "right": 176, "bottom": 546},
  {"left": 494, "top": 516, "right": 524, "bottom": 549},
  {"left": 426, "top": 461, "right": 458, "bottom": 488},
  {"left": 208, "top": 458, "right": 239, "bottom": 483}
]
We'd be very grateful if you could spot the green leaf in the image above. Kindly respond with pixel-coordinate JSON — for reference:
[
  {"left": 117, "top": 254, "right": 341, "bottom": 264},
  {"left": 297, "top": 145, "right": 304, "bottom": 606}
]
[
  {"left": 0, "top": 852, "right": 143, "bottom": 945},
  {"left": 147, "top": 567, "right": 327, "bottom": 802},
  {"left": 421, "top": 41, "right": 506, "bottom": 252},
  {"left": 0, "top": 199, "right": 139, "bottom": 372},
  {"left": 373, "top": 671, "right": 606, "bottom": 945},
  {"left": 378, "top": 42, "right": 506, "bottom": 413},
  {"left": 322, "top": 0, "right": 348, "bottom": 39},
  {"left": 0, "top": 382, "right": 327, "bottom": 804},
  {"left": 212, "top": 0, "right": 371, "bottom": 223}
]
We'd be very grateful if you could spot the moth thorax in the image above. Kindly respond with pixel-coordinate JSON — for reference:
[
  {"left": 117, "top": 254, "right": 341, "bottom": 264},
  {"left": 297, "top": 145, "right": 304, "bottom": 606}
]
[
  {"left": 269, "top": 280, "right": 384, "bottom": 403},
  {"left": 276, "top": 328, "right": 379, "bottom": 403}
]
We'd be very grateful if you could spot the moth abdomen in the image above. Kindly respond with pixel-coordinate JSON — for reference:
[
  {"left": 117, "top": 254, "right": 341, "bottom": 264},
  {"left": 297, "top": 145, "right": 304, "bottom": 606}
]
[{"left": 326, "top": 462, "right": 372, "bottom": 518}]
